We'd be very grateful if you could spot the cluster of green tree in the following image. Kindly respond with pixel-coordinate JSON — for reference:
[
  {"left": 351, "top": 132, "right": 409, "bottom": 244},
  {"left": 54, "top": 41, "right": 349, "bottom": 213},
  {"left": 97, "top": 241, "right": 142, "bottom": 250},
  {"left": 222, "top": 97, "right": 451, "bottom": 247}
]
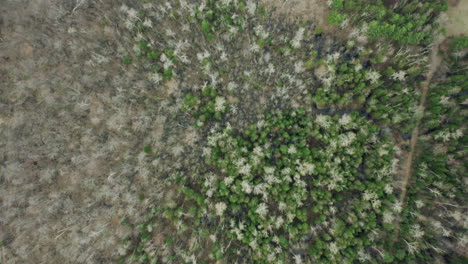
[
  {"left": 309, "top": 42, "right": 424, "bottom": 135},
  {"left": 195, "top": 0, "right": 248, "bottom": 40},
  {"left": 366, "top": 81, "right": 419, "bottom": 134},
  {"left": 167, "top": 110, "right": 397, "bottom": 262},
  {"left": 182, "top": 84, "right": 229, "bottom": 128},
  {"left": 328, "top": 0, "right": 447, "bottom": 45},
  {"left": 325, "top": 0, "right": 452, "bottom": 134},
  {"left": 311, "top": 60, "right": 376, "bottom": 108},
  {"left": 363, "top": 40, "right": 429, "bottom": 134},
  {"left": 393, "top": 37, "right": 467, "bottom": 263}
]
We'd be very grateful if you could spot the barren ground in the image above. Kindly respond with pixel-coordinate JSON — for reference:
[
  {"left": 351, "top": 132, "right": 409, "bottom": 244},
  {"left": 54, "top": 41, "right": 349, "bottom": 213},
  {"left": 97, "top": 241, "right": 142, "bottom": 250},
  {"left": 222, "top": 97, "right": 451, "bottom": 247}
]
[
  {"left": 445, "top": 0, "right": 468, "bottom": 37},
  {"left": 260, "top": 0, "right": 329, "bottom": 24}
]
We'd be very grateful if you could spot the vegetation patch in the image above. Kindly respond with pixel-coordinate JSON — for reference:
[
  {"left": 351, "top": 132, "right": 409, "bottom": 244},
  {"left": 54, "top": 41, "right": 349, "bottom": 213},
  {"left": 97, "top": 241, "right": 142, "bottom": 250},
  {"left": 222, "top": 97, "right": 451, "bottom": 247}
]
[
  {"left": 327, "top": 0, "right": 448, "bottom": 45},
  {"left": 116, "top": 1, "right": 466, "bottom": 263}
]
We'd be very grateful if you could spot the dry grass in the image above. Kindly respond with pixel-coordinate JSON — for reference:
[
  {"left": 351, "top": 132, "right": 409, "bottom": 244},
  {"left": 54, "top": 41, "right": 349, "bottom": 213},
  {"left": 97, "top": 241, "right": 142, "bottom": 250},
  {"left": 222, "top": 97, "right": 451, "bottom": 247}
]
[
  {"left": 260, "top": 0, "right": 331, "bottom": 31},
  {"left": 0, "top": 1, "right": 173, "bottom": 262}
]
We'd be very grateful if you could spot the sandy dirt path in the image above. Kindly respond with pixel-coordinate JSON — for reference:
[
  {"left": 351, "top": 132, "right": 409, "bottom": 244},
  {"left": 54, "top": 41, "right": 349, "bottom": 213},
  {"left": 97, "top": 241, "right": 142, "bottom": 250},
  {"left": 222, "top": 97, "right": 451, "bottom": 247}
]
[
  {"left": 398, "top": 37, "right": 444, "bottom": 206},
  {"left": 392, "top": 0, "right": 467, "bottom": 246}
]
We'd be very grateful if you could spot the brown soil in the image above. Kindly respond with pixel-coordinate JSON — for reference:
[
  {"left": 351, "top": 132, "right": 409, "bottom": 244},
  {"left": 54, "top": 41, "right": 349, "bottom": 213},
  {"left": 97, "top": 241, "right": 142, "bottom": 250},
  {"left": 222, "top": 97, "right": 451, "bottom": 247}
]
[
  {"left": 260, "top": 0, "right": 331, "bottom": 30},
  {"left": 444, "top": 0, "right": 468, "bottom": 37}
]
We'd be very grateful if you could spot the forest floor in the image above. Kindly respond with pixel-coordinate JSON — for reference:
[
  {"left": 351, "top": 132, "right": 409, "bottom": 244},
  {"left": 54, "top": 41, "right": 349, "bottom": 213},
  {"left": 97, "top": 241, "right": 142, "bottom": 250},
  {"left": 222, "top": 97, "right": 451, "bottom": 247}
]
[{"left": 260, "top": 0, "right": 329, "bottom": 26}]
